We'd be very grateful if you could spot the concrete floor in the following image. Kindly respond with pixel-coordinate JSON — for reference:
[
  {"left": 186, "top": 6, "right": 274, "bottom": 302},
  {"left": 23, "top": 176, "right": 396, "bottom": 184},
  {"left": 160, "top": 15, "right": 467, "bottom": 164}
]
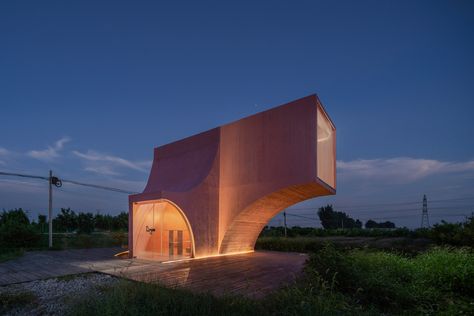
[{"left": 0, "top": 248, "right": 307, "bottom": 298}]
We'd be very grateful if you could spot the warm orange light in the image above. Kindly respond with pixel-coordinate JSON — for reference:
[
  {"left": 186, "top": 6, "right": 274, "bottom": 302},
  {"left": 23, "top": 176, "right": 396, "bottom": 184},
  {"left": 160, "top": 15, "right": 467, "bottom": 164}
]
[
  {"left": 133, "top": 200, "right": 194, "bottom": 261},
  {"left": 162, "top": 250, "right": 255, "bottom": 264},
  {"left": 317, "top": 104, "right": 336, "bottom": 188}
]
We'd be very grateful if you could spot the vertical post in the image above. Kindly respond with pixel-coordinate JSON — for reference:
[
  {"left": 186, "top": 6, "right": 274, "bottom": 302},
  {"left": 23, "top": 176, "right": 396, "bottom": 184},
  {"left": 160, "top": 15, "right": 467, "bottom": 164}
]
[
  {"left": 283, "top": 211, "right": 287, "bottom": 237},
  {"left": 48, "top": 170, "right": 53, "bottom": 248}
]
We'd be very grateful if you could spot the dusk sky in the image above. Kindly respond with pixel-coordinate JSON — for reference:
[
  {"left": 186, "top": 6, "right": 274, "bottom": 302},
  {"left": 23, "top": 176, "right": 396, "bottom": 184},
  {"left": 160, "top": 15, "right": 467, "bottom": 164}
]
[{"left": 1, "top": 1, "right": 473, "bottom": 228}]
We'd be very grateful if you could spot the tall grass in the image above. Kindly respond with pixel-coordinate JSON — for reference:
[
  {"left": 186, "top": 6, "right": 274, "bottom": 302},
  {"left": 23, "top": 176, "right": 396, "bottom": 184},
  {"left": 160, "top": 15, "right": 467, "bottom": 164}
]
[
  {"left": 69, "top": 245, "right": 473, "bottom": 315},
  {"left": 309, "top": 245, "right": 474, "bottom": 314},
  {"left": 70, "top": 276, "right": 369, "bottom": 316}
]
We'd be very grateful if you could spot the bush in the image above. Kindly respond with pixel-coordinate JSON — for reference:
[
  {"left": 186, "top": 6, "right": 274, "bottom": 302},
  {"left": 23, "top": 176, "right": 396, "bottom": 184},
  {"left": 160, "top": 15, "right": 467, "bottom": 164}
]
[
  {"left": 307, "top": 244, "right": 474, "bottom": 314},
  {"left": 260, "top": 226, "right": 413, "bottom": 238},
  {"left": 428, "top": 217, "right": 474, "bottom": 247},
  {"left": 69, "top": 244, "right": 473, "bottom": 315},
  {"left": 413, "top": 247, "right": 474, "bottom": 296}
]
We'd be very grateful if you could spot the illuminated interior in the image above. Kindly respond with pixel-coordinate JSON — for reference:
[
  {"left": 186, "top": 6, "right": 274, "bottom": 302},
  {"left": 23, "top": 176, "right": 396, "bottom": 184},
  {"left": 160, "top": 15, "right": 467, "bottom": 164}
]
[
  {"left": 317, "top": 105, "right": 336, "bottom": 188},
  {"left": 133, "top": 200, "right": 194, "bottom": 260}
]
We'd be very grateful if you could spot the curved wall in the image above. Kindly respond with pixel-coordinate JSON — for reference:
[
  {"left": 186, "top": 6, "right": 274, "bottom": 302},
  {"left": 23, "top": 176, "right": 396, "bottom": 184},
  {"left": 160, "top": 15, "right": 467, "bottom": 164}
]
[{"left": 129, "top": 94, "right": 336, "bottom": 259}]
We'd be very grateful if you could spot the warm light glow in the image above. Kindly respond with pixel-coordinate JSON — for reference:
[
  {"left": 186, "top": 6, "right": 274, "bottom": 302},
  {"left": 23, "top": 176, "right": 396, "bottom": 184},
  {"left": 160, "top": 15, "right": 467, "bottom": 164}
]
[
  {"left": 317, "top": 105, "right": 336, "bottom": 188},
  {"left": 114, "top": 250, "right": 129, "bottom": 257},
  {"left": 133, "top": 200, "right": 194, "bottom": 260},
  {"left": 162, "top": 250, "right": 255, "bottom": 264}
]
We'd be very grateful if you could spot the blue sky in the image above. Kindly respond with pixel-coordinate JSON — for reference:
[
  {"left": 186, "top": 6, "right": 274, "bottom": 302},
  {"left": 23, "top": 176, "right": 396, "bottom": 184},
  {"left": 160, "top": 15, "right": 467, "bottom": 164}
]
[{"left": 1, "top": 1, "right": 473, "bottom": 228}]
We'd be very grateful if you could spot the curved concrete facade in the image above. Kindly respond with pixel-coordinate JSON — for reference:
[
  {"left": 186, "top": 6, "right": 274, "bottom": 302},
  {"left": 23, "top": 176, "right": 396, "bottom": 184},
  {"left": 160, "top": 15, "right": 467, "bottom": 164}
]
[{"left": 129, "top": 94, "right": 336, "bottom": 259}]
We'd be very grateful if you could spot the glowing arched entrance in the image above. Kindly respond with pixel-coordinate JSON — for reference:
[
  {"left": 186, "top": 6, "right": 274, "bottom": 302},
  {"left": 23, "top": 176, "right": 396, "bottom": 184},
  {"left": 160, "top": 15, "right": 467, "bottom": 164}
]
[{"left": 132, "top": 200, "right": 195, "bottom": 260}]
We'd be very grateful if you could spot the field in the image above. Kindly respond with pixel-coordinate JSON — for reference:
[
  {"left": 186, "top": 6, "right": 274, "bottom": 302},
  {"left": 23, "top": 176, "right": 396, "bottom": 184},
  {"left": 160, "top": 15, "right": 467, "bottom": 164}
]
[
  {"left": 1, "top": 212, "right": 473, "bottom": 315},
  {"left": 1, "top": 240, "right": 473, "bottom": 315},
  {"left": 65, "top": 246, "right": 474, "bottom": 315}
]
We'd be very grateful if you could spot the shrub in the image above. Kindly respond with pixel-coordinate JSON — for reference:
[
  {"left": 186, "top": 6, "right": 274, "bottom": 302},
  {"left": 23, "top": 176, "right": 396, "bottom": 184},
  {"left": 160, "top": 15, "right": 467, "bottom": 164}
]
[
  {"left": 428, "top": 217, "right": 474, "bottom": 247},
  {"left": 307, "top": 244, "right": 474, "bottom": 314}
]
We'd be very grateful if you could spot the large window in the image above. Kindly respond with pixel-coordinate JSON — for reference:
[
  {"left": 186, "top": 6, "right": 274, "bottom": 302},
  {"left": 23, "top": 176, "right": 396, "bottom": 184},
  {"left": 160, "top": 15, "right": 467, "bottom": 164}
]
[
  {"left": 317, "top": 106, "right": 336, "bottom": 188},
  {"left": 133, "top": 200, "right": 193, "bottom": 261}
]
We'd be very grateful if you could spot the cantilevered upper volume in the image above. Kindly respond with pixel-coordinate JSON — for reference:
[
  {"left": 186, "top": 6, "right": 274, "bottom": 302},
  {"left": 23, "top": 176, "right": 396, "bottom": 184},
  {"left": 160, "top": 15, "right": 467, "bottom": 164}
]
[{"left": 129, "top": 94, "right": 336, "bottom": 260}]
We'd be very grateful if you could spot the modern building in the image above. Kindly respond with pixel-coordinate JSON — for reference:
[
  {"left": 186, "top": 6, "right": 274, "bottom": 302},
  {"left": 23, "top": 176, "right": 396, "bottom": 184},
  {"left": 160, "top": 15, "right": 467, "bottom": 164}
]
[{"left": 128, "top": 94, "right": 336, "bottom": 260}]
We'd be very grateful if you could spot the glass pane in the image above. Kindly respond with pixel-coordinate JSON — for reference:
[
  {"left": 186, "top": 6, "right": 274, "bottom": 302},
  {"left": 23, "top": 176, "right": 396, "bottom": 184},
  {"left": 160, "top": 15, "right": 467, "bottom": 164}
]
[
  {"left": 317, "top": 106, "right": 336, "bottom": 188},
  {"left": 133, "top": 201, "right": 192, "bottom": 260}
]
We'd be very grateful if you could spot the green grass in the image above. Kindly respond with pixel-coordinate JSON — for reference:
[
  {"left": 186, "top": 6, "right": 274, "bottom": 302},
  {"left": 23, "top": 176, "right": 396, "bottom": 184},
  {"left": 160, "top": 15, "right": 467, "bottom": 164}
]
[
  {"left": 69, "top": 277, "right": 368, "bottom": 316},
  {"left": 69, "top": 245, "right": 474, "bottom": 316},
  {"left": 255, "top": 236, "right": 432, "bottom": 254},
  {"left": 0, "top": 291, "right": 36, "bottom": 314},
  {"left": 309, "top": 245, "right": 474, "bottom": 314}
]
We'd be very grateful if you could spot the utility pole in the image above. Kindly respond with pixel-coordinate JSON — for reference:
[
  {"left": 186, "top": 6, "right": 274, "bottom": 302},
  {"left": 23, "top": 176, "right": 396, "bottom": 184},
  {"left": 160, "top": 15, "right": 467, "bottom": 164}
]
[
  {"left": 421, "top": 194, "right": 430, "bottom": 228},
  {"left": 283, "top": 211, "right": 287, "bottom": 237},
  {"left": 0, "top": 169, "right": 137, "bottom": 248},
  {"left": 48, "top": 170, "right": 53, "bottom": 248}
]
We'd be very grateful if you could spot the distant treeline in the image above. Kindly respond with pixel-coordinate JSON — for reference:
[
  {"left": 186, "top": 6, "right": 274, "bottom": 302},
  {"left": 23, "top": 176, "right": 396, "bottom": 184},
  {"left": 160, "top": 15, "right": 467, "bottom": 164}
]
[
  {"left": 261, "top": 217, "right": 474, "bottom": 247},
  {"left": 317, "top": 204, "right": 395, "bottom": 229},
  {"left": 0, "top": 208, "right": 127, "bottom": 251},
  {"left": 47, "top": 208, "right": 128, "bottom": 233}
]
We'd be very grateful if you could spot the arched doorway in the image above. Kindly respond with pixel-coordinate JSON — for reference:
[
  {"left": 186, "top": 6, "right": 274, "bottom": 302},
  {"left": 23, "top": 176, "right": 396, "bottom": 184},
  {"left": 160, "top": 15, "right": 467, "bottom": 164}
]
[{"left": 132, "top": 200, "right": 194, "bottom": 260}]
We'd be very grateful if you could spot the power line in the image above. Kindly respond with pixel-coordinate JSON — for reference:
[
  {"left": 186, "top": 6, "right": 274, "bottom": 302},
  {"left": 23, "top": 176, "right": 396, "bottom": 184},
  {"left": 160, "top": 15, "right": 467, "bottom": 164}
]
[
  {"left": 285, "top": 205, "right": 474, "bottom": 216},
  {"left": 0, "top": 169, "right": 139, "bottom": 248},
  {"left": 60, "top": 178, "right": 138, "bottom": 195},
  {"left": 286, "top": 213, "right": 318, "bottom": 221},
  {"left": 0, "top": 170, "right": 139, "bottom": 195},
  {"left": 287, "top": 197, "right": 474, "bottom": 211},
  {"left": 0, "top": 171, "right": 48, "bottom": 181},
  {"left": 367, "top": 213, "right": 468, "bottom": 221}
]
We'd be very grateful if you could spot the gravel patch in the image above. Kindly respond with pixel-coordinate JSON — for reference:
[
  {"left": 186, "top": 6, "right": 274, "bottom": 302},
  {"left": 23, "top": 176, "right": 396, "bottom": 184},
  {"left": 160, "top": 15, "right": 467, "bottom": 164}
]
[{"left": 0, "top": 273, "right": 119, "bottom": 315}]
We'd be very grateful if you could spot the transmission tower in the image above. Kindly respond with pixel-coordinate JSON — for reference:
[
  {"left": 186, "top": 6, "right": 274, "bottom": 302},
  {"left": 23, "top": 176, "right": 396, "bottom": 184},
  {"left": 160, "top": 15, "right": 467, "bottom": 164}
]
[{"left": 421, "top": 194, "right": 430, "bottom": 228}]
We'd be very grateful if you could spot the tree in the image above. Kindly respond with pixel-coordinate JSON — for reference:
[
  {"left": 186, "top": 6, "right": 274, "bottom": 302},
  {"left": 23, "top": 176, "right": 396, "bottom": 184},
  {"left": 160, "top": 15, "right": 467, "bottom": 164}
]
[
  {"left": 94, "top": 213, "right": 113, "bottom": 231},
  {"left": 379, "top": 221, "right": 396, "bottom": 229},
  {"left": 365, "top": 219, "right": 396, "bottom": 229},
  {"left": 38, "top": 214, "right": 47, "bottom": 233},
  {"left": 54, "top": 208, "right": 78, "bottom": 232},
  {"left": 365, "top": 219, "right": 378, "bottom": 229},
  {"left": 318, "top": 205, "right": 340, "bottom": 229},
  {"left": 0, "top": 208, "right": 30, "bottom": 226},
  {"left": 77, "top": 212, "right": 95, "bottom": 234},
  {"left": 317, "top": 205, "right": 362, "bottom": 229},
  {"left": 112, "top": 212, "right": 128, "bottom": 231},
  {"left": 0, "top": 208, "right": 40, "bottom": 248}
]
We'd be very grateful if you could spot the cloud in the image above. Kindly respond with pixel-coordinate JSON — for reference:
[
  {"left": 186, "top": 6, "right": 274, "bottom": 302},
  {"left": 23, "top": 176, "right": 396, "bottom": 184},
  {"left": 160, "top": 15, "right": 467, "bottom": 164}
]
[
  {"left": 28, "top": 137, "right": 71, "bottom": 161},
  {"left": 0, "top": 147, "right": 10, "bottom": 156},
  {"left": 338, "top": 157, "right": 474, "bottom": 183},
  {"left": 73, "top": 150, "right": 151, "bottom": 175},
  {"left": 84, "top": 166, "right": 120, "bottom": 176},
  {"left": 0, "top": 147, "right": 9, "bottom": 165}
]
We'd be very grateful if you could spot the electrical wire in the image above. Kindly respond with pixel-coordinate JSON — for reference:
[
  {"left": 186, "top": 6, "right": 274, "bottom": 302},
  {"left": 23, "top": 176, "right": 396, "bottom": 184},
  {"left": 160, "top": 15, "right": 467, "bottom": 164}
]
[
  {"left": 0, "top": 171, "right": 48, "bottom": 181},
  {"left": 0, "top": 170, "right": 138, "bottom": 195}
]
